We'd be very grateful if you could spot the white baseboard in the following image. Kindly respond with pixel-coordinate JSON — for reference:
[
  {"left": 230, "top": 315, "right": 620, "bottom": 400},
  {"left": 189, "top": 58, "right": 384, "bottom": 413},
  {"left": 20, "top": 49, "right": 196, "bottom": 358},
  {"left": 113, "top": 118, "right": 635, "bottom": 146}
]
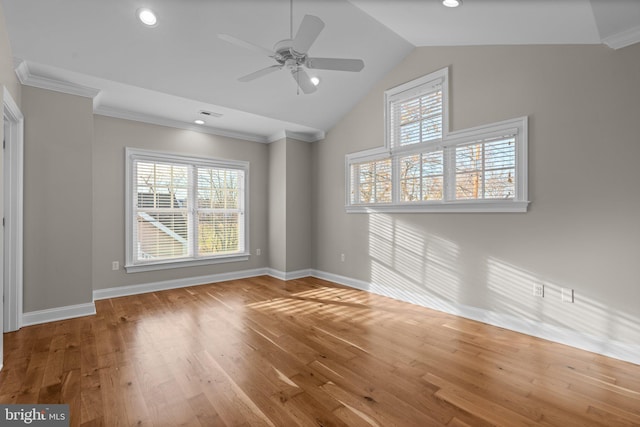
[
  {"left": 309, "top": 269, "right": 640, "bottom": 366},
  {"left": 20, "top": 267, "right": 639, "bottom": 365},
  {"left": 267, "top": 268, "right": 313, "bottom": 281},
  {"left": 93, "top": 267, "right": 270, "bottom": 300},
  {"left": 22, "top": 302, "right": 97, "bottom": 327}
]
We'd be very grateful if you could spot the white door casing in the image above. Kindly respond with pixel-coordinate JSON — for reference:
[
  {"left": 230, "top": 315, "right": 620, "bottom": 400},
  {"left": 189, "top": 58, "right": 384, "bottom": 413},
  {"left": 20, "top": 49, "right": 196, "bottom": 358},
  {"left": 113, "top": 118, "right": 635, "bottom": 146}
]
[{"left": 3, "top": 86, "right": 24, "bottom": 335}]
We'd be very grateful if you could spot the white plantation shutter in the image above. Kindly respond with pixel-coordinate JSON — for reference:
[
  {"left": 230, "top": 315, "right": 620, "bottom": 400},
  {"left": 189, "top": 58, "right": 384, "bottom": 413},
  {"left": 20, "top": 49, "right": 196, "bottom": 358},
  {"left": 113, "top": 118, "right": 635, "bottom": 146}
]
[
  {"left": 196, "top": 167, "right": 245, "bottom": 256},
  {"left": 387, "top": 72, "right": 445, "bottom": 151},
  {"left": 350, "top": 157, "right": 392, "bottom": 205},
  {"left": 126, "top": 149, "right": 249, "bottom": 271},
  {"left": 399, "top": 150, "right": 444, "bottom": 202},
  {"left": 134, "top": 161, "right": 190, "bottom": 262},
  {"left": 454, "top": 135, "right": 516, "bottom": 200},
  {"left": 390, "top": 86, "right": 443, "bottom": 149}
]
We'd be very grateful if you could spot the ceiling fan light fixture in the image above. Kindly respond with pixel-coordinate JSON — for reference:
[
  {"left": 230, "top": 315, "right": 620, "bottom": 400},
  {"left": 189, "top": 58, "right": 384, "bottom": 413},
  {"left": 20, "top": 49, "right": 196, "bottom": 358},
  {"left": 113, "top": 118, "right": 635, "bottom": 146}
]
[
  {"left": 310, "top": 76, "right": 320, "bottom": 86},
  {"left": 442, "top": 0, "right": 462, "bottom": 7},
  {"left": 137, "top": 8, "right": 158, "bottom": 27},
  {"left": 194, "top": 119, "right": 205, "bottom": 125}
]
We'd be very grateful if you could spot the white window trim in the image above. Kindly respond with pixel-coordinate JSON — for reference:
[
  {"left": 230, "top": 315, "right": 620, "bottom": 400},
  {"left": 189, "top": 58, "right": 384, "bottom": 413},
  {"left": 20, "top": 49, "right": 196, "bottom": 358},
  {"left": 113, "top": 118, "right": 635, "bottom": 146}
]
[
  {"left": 345, "top": 147, "right": 391, "bottom": 206},
  {"left": 385, "top": 67, "right": 450, "bottom": 150},
  {"left": 347, "top": 67, "right": 530, "bottom": 214},
  {"left": 125, "top": 147, "right": 250, "bottom": 273}
]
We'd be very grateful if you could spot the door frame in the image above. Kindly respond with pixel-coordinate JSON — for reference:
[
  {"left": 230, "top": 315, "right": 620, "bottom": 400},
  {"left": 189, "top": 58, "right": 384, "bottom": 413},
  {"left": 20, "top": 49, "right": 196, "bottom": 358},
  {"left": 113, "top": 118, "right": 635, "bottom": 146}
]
[{"left": 3, "top": 86, "right": 24, "bottom": 332}]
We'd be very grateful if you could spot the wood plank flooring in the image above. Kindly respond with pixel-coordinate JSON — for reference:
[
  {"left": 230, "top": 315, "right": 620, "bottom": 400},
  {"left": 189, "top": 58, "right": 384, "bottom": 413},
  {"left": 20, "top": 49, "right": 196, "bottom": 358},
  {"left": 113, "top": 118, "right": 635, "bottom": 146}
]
[{"left": 1, "top": 276, "right": 639, "bottom": 426}]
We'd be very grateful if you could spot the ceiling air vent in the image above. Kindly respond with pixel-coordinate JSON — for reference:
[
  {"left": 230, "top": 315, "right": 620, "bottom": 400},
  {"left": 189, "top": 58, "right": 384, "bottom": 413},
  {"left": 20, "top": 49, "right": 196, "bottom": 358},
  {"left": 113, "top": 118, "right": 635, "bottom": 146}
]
[{"left": 199, "top": 110, "right": 223, "bottom": 118}]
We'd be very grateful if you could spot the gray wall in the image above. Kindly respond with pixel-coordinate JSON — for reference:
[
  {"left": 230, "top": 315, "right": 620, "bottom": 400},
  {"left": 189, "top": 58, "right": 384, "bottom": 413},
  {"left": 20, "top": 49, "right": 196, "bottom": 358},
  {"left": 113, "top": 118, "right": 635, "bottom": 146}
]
[
  {"left": 268, "top": 138, "right": 286, "bottom": 272},
  {"left": 285, "top": 138, "right": 311, "bottom": 271},
  {"left": 268, "top": 137, "right": 312, "bottom": 273},
  {"left": 22, "top": 86, "right": 93, "bottom": 311},
  {"left": 312, "top": 44, "right": 640, "bottom": 348},
  {"left": 92, "top": 115, "right": 269, "bottom": 291},
  {"left": 0, "top": 2, "right": 19, "bottom": 106}
]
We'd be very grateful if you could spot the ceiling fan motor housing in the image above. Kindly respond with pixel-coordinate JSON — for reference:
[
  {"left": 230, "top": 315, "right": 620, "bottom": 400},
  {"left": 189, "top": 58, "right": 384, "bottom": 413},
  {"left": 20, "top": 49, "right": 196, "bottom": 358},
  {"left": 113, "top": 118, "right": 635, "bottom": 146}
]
[{"left": 274, "top": 39, "right": 307, "bottom": 69}]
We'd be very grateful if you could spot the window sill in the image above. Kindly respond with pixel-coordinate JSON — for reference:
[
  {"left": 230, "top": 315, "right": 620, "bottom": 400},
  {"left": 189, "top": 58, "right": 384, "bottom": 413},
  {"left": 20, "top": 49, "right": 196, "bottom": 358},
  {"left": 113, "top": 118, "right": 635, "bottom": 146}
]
[
  {"left": 345, "top": 200, "right": 529, "bottom": 214},
  {"left": 125, "top": 253, "right": 250, "bottom": 273}
]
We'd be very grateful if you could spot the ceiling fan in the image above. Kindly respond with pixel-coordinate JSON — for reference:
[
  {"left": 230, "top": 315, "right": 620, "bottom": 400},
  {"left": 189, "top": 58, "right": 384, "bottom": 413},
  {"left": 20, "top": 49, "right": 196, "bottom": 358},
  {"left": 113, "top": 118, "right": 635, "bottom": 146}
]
[{"left": 218, "top": 1, "right": 364, "bottom": 94}]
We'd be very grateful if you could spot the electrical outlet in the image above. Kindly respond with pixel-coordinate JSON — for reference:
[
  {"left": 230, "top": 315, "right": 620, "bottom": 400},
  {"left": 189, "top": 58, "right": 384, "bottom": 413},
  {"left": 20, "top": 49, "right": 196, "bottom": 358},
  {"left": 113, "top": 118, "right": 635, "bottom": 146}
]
[
  {"left": 562, "top": 288, "right": 574, "bottom": 303},
  {"left": 340, "top": 253, "right": 345, "bottom": 262},
  {"left": 112, "top": 261, "right": 119, "bottom": 271},
  {"left": 533, "top": 283, "right": 544, "bottom": 297},
  {"left": 256, "top": 248, "right": 261, "bottom": 256}
]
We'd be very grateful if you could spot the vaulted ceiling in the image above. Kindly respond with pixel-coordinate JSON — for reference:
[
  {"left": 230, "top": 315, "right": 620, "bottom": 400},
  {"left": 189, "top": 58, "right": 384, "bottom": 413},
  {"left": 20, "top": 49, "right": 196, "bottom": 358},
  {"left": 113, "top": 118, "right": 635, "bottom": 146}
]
[{"left": 3, "top": 0, "right": 639, "bottom": 142}]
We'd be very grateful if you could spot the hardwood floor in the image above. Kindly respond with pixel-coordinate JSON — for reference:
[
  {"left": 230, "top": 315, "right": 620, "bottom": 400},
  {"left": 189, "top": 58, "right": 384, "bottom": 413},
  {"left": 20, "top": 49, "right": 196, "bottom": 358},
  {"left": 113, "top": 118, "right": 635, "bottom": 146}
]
[{"left": 1, "top": 276, "right": 639, "bottom": 426}]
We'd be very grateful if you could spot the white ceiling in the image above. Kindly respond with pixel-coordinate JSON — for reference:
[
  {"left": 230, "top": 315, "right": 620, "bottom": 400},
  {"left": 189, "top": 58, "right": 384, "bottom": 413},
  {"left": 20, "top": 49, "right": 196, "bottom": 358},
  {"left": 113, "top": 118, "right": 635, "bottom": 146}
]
[
  {"left": 3, "top": 0, "right": 640, "bottom": 142},
  {"left": 350, "top": 0, "right": 602, "bottom": 46}
]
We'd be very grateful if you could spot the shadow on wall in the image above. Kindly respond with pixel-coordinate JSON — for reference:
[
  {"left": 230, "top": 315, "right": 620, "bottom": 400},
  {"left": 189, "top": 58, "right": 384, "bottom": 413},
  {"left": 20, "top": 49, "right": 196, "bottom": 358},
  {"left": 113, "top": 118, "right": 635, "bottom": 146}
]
[{"left": 365, "top": 214, "right": 640, "bottom": 357}]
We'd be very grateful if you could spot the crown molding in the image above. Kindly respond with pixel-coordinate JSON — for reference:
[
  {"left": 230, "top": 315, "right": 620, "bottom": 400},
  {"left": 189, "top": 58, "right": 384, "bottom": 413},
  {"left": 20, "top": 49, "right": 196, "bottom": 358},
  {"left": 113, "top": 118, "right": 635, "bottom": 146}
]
[
  {"left": 15, "top": 61, "right": 101, "bottom": 98},
  {"left": 285, "top": 129, "right": 325, "bottom": 143},
  {"left": 94, "top": 105, "right": 271, "bottom": 143},
  {"left": 15, "top": 60, "right": 325, "bottom": 144},
  {"left": 267, "top": 129, "right": 325, "bottom": 143},
  {"left": 603, "top": 24, "right": 640, "bottom": 50}
]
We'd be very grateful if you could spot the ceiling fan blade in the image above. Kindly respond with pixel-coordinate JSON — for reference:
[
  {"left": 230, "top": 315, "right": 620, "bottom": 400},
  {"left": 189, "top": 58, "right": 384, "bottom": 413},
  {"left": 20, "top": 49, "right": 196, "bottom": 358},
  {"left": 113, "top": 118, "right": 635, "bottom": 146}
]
[
  {"left": 238, "top": 65, "right": 282, "bottom": 82},
  {"left": 306, "top": 57, "right": 365, "bottom": 72},
  {"left": 218, "top": 34, "right": 275, "bottom": 58},
  {"left": 291, "top": 67, "right": 317, "bottom": 94},
  {"left": 292, "top": 15, "right": 325, "bottom": 54}
]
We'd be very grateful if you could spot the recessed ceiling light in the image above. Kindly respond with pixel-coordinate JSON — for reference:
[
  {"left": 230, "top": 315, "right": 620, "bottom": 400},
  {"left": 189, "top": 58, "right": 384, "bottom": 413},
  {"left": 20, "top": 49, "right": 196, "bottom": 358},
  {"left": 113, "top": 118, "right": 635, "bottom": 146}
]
[
  {"left": 310, "top": 76, "right": 320, "bottom": 86},
  {"left": 137, "top": 8, "right": 158, "bottom": 27},
  {"left": 194, "top": 119, "right": 205, "bottom": 125},
  {"left": 442, "top": 0, "right": 462, "bottom": 7}
]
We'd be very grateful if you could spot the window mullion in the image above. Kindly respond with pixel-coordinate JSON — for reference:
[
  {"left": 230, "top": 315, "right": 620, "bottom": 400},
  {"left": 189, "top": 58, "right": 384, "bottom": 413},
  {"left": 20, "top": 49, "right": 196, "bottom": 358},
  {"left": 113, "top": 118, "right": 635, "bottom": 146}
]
[
  {"left": 418, "top": 153, "right": 424, "bottom": 201},
  {"left": 356, "top": 165, "right": 362, "bottom": 204},
  {"left": 419, "top": 96, "right": 424, "bottom": 145},
  {"left": 443, "top": 146, "right": 455, "bottom": 201},
  {"left": 392, "top": 102, "right": 400, "bottom": 150},
  {"left": 239, "top": 170, "right": 246, "bottom": 253},
  {"left": 189, "top": 165, "right": 197, "bottom": 259},
  {"left": 391, "top": 154, "right": 400, "bottom": 204},
  {"left": 371, "top": 162, "right": 378, "bottom": 202},
  {"left": 481, "top": 142, "right": 486, "bottom": 200},
  {"left": 131, "top": 161, "right": 138, "bottom": 263},
  {"left": 350, "top": 165, "right": 357, "bottom": 204}
]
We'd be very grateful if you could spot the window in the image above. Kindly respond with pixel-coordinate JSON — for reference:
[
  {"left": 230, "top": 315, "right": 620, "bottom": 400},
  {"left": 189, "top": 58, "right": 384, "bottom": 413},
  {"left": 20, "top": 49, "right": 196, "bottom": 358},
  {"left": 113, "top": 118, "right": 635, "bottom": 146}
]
[
  {"left": 350, "top": 157, "right": 392, "bottom": 204},
  {"left": 389, "top": 77, "right": 444, "bottom": 149},
  {"left": 399, "top": 151, "right": 444, "bottom": 202},
  {"left": 125, "top": 148, "right": 249, "bottom": 272},
  {"left": 455, "top": 136, "right": 515, "bottom": 200},
  {"left": 346, "top": 67, "right": 529, "bottom": 213}
]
